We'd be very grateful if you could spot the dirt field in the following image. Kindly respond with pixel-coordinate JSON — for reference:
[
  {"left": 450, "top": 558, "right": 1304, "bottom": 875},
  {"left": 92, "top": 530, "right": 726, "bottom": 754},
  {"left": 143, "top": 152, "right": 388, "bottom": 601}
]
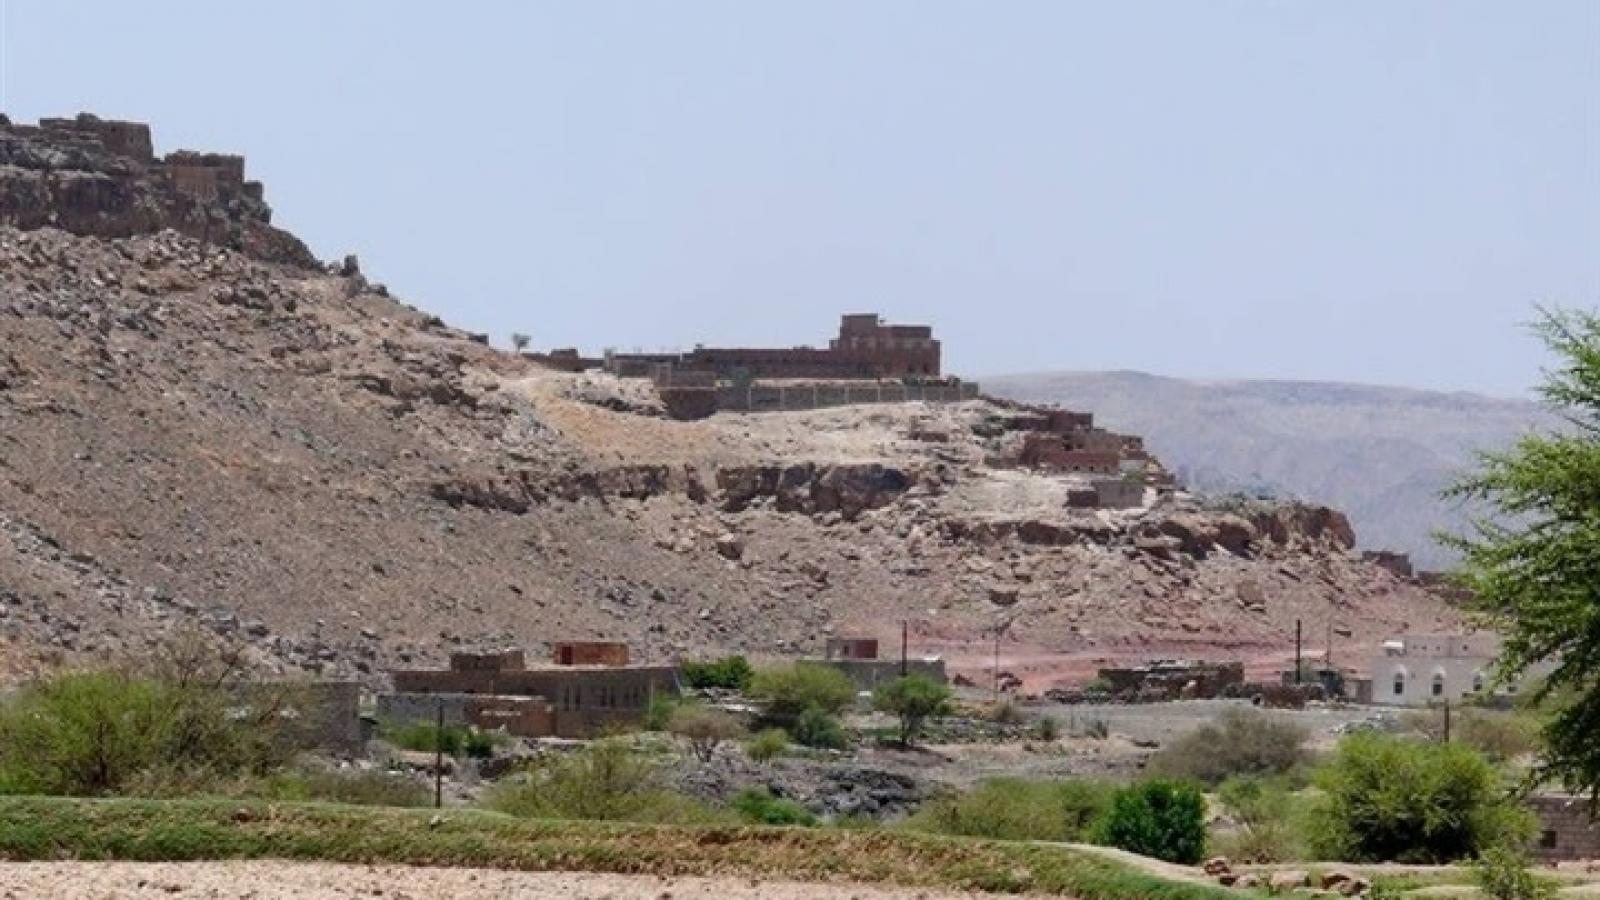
[{"left": 0, "top": 861, "right": 1007, "bottom": 900}]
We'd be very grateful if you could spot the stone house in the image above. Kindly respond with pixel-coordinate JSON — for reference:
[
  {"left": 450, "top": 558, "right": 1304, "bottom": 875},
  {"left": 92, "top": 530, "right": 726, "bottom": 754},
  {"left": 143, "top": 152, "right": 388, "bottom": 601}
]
[{"left": 384, "top": 644, "right": 677, "bottom": 738}]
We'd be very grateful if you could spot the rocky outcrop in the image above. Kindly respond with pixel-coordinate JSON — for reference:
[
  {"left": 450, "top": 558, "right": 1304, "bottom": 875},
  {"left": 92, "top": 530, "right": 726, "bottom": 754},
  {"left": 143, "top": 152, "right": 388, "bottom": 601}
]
[
  {"left": 0, "top": 351, "right": 22, "bottom": 390},
  {"left": 0, "top": 113, "right": 317, "bottom": 268},
  {"left": 1250, "top": 503, "right": 1356, "bottom": 549},
  {"left": 715, "top": 463, "right": 912, "bottom": 519}
]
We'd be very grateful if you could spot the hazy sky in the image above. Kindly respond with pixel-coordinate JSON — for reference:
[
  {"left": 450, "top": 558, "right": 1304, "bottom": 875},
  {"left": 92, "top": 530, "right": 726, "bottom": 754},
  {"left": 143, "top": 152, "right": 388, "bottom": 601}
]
[{"left": 4, "top": 2, "right": 1597, "bottom": 397}]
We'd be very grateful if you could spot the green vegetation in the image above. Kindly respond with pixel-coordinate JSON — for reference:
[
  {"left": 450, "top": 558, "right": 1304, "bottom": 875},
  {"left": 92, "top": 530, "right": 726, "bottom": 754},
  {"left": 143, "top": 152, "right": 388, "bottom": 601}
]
[
  {"left": 679, "top": 655, "right": 755, "bottom": 692},
  {"left": 484, "top": 739, "right": 726, "bottom": 825},
  {"left": 642, "top": 692, "right": 678, "bottom": 731},
  {"left": 791, "top": 706, "right": 849, "bottom": 750},
  {"left": 905, "top": 777, "right": 1112, "bottom": 843},
  {"left": 748, "top": 663, "right": 856, "bottom": 749},
  {"left": 730, "top": 788, "right": 817, "bottom": 826},
  {"left": 1148, "top": 708, "right": 1307, "bottom": 787},
  {"left": 986, "top": 699, "right": 1025, "bottom": 724},
  {"left": 0, "top": 795, "right": 1240, "bottom": 900},
  {"left": 749, "top": 664, "right": 856, "bottom": 723},
  {"left": 0, "top": 670, "right": 290, "bottom": 796},
  {"left": 383, "top": 720, "right": 503, "bottom": 759},
  {"left": 1445, "top": 307, "right": 1600, "bottom": 798},
  {"left": 1029, "top": 716, "right": 1061, "bottom": 742},
  {"left": 666, "top": 704, "right": 745, "bottom": 762},
  {"left": 1212, "top": 775, "right": 1302, "bottom": 864},
  {"left": 872, "top": 674, "right": 953, "bottom": 747},
  {"left": 1307, "top": 733, "right": 1533, "bottom": 863},
  {"left": 259, "top": 769, "right": 432, "bottom": 808},
  {"left": 1473, "top": 847, "right": 1560, "bottom": 900},
  {"left": 1092, "top": 779, "right": 1208, "bottom": 866},
  {"left": 1401, "top": 708, "right": 1542, "bottom": 764},
  {"left": 744, "top": 728, "right": 790, "bottom": 762}
]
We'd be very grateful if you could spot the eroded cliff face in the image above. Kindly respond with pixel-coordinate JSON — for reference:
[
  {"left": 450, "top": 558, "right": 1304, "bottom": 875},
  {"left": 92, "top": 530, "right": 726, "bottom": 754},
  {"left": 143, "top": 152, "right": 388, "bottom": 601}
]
[
  {"left": 0, "top": 118, "right": 1462, "bottom": 689},
  {"left": 0, "top": 113, "right": 316, "bottom": 268}
]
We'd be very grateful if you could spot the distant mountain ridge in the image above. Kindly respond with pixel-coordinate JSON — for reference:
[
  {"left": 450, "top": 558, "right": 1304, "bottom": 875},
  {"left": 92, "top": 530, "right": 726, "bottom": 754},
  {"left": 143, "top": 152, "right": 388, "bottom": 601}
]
[{"left": 986, "top": 370, "right": 1553, "bottom": 570}]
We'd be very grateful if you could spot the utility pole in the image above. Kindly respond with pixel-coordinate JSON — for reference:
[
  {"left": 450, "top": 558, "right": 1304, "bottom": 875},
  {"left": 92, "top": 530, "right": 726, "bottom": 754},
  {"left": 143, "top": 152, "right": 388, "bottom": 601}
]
[
  {"left": 993, "top": 625, "right": 1003, "bottom": 701},
  {"left": 1443, "top": 699, "right": 1452, "bottom": 744},
  {"left": 900, "top": 620, "right": 908, "bottom": 677},
  {"left": 434, "top": 699, "right": 444, "bottom": 809}
]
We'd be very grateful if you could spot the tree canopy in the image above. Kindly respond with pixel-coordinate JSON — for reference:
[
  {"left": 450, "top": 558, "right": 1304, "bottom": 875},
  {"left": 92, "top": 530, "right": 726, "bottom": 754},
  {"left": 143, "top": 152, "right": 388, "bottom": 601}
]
[{"left": 1446, "top": 306, "right": 1600, "bottom": 801}]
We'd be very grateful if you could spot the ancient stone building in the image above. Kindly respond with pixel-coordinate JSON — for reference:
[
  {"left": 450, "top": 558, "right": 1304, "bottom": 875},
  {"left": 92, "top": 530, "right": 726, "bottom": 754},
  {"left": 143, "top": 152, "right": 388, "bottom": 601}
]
[
  {"left": 0, "top": 113, "right": 316, "bottom": 267},
  {"left": 605, "top": 313, "right": 943, "bottom": 381}
]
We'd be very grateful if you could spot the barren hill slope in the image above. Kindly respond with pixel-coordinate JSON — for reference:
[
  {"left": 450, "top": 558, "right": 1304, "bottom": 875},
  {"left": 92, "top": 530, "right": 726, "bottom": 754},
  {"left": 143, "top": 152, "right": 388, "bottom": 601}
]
[
  {"left": 0, "top": 117, "right": 1463, "bottom": 690},
  {"left": 985, "top": 371, "right": 1551, "bottom": 571}
]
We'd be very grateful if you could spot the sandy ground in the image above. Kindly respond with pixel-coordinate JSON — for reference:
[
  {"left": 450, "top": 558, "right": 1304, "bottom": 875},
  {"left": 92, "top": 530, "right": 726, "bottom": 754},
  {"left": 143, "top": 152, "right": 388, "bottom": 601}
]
[{"left": 0, "top": 861, "right": 1015, "bottom": 900}]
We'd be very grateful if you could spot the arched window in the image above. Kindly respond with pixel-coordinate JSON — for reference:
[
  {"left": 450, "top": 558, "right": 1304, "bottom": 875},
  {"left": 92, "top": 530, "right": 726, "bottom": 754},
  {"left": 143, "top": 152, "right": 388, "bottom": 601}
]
[
  {"left": 1431, "top": 673, "right": 1446, "bottom": 697},
  {"left": 1472, "top": 672, "right": 1485, "bottom": 694},
  {"left": 1392, "top": 670, "right": 1406, "bottom": 696}
]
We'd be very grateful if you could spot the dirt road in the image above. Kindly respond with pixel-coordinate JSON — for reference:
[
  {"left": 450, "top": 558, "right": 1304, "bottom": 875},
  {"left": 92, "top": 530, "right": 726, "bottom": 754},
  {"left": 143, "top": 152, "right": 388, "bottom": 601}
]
[{"left": 0, "top": 860, "right": 1008, "bottom": 900}]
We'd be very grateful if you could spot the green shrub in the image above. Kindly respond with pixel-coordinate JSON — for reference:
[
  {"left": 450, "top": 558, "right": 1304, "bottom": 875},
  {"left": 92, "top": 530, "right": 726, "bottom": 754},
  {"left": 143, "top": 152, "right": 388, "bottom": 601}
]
[
  {"left": 383, "top": 721, "right": 503, "bottom": 759},
  {"left": 1474, "top": 847, "right": 1559, "bottom": 900},
  {"left": 680, "top": 656, "right": 755, "bottom": 692},
  {"left": 873, "top": 675, "right": 953, "bottom": 747},
  {"left": 1030, "top": 716, "right": 1062, "bottom": 742},
  {"left": 988, "top": 700, "right": 1025, "bottom": 724},
  {"left": 791, "top": 707, "right": 848, "bottom": 750},
  {"left": 730, "top": 788, "right": 817, "bottom": 826},
  {"left": 0, "top": 671, "right": 290, "bottom": 796},
  {"left": 748, "top": 664, "right": 857, "bottom": 726},
  {"left": 1080, "top": 717, "right": 1110, "bottom": 740},
  {"left": 1213, "top": 776, "right": 1302, "bottom": 863},
  {"left": 905, "top": 778, "right": 1112, "bottom": 843},
  {"left": 1400, "top": 709, "right": 1541, "bottom": 764},
  {"left": 642, "top": 692, "right": 678, "bottom": 732},
  {"left": 262, "top": 769, "right": 431, "bottom": 807},
  {"left": 1148, "top": 708, "right": 1307, "bottom": 787},
  {"left": 667, "top": 704, "right": 745, "bottom": 762},
  {"left": 745, "top": 728, "right": 789, "bottom": 762},
  {"left": 484, "top": 740, "right": 727, "bottom": 824},
  {"left": 1092, "top": 778, "right": 1208, "bottom": 865},
  {"left": 1307, "top": 733, "right": 1534, "bottom": 863}
]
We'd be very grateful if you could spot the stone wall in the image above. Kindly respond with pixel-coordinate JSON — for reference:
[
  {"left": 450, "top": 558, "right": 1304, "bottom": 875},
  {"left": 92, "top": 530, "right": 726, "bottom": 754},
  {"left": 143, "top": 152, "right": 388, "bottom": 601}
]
[
  {"left": 227, "top": 680, "right": 364, "bottom": 754},
  {"left": 376, "top": 691, "right": 557, "bottom": 739},
  {"left": 814, "top": 658, "right": 948, "bottom": 691},
  {"left": 389, "top": 664, "right": 679, "bottom": 737},
  {"left": 713, "top": 380, "right": 980, "bottom": 413},
  {"left": 1531, "top": 795, "right": 1600, "bottom": 864}
]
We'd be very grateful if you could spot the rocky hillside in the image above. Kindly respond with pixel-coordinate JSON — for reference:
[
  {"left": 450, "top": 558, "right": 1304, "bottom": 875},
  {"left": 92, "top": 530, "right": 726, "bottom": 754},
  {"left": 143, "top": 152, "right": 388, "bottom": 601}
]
[
  {"left": 0, "top": 116, "right": 1464, "bottom": 690},
  {"left": 987, "top": 371, "right": 1552, "bottom": 571}
]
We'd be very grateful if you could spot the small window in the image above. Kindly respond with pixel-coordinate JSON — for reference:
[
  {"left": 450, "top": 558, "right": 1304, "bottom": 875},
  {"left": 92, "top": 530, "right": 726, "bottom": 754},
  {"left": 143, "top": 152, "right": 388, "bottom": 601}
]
[
  {"left": 1472, "top": 673, "right": 1485, "bottom": 693},
  {"left": 1393, "top": 673, "right": 1405, "bottom": 696},
  {"left": 1540, "top": 830, "right": 1559, "bottom": 850},
  {"left": 1432, "top": 674, "right": 1445, "bottom": 697}
]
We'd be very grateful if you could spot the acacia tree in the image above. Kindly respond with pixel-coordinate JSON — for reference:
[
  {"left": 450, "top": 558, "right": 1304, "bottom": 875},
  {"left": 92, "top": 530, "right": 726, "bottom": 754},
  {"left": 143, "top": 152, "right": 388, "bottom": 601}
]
[
  {"left": 1445, "top": 306, "right": 1600, "bottom": 802},
  {"left": 873, "top": 674, "right": 952, "bottom": 747},
  {"left": 510, "top": 332, "right": 531, "bottom": 352}
]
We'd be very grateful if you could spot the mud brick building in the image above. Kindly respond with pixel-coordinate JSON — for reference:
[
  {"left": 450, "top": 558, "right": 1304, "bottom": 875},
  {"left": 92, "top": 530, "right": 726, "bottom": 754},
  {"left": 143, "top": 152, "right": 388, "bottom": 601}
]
[{"left": 384, "top": 644, "right": 677, "bottom": 738}]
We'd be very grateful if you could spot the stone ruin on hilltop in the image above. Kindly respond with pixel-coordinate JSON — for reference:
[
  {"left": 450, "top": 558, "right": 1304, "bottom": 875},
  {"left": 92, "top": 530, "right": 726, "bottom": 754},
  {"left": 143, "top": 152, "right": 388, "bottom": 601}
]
[{"left": 0, "top": 112, "right": 317, "bottom": 268}]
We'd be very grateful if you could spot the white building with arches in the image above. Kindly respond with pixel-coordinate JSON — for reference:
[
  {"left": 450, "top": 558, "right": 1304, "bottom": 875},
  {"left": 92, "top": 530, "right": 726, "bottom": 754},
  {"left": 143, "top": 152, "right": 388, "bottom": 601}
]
[{"left": 1369, "top": 633, "right": 1535, "bottom": 706}]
